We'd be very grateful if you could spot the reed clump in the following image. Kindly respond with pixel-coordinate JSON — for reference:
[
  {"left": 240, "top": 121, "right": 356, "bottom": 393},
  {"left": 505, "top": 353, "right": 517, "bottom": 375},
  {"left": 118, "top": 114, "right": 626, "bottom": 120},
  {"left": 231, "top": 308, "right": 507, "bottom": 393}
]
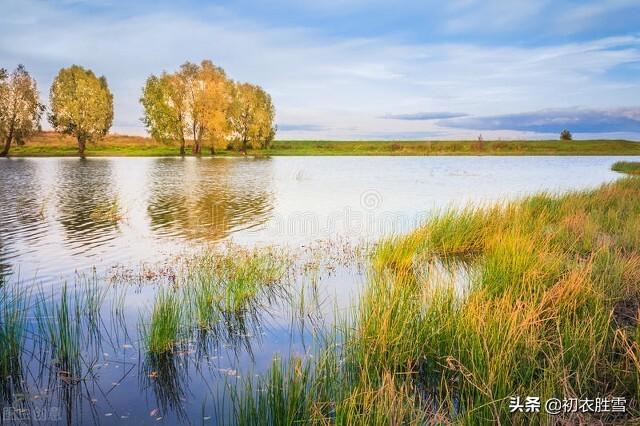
[
  {"left": 0, "top": 283, "right": 28, "bottom": 385},
  {"left": 142, "top": 247, "right": 290, "bottom": 356},
  {"left": 362, "top": 176, "right": 640, "bottom": 423},
  {"left": 612, "top": 161, "right": 640, "bottom": 175},
  {"left": 142, "top": 289, "right": 183, "bottom": 355},
  {"left": 231, "top": 176, "right": 640, "bottom": 424}
]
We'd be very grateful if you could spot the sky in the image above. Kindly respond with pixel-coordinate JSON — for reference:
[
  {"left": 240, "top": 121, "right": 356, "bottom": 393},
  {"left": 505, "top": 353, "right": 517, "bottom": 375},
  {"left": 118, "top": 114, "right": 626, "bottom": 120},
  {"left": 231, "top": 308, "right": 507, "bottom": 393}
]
[{"left": 1, "top": 0, "right": 639, "bottom": 140}]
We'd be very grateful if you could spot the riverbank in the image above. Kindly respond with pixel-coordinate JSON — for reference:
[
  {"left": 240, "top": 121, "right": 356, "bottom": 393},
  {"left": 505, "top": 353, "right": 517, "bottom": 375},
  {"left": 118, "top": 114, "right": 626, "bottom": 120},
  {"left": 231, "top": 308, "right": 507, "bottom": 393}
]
[{"left": 6, "top": 132, "right": 640, "bottom": 157}]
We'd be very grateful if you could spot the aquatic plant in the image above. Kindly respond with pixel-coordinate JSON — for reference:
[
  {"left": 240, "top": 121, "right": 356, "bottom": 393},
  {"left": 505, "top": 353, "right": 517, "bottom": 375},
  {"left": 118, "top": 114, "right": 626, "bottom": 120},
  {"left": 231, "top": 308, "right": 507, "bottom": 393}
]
[
  {"left": 228, "top": 175, "right": 640, "bottom": 424},
  {"left": 141, "top": 289, "right": 184, "bottom": 355},
  {"left": 35, "top": 284, "right": 83, "bottom": 380},
  {"left": 232, "top": 356, "right": 314, "bottom": 425},
  {"left": 184, "top": 247, "right": 288, "bottom": 327},
  {"left": 612, "top": 161, "right": 640, "bottom": 175},
  {"left": 0, "top": 283, "right": 28, "bottom": 383}
]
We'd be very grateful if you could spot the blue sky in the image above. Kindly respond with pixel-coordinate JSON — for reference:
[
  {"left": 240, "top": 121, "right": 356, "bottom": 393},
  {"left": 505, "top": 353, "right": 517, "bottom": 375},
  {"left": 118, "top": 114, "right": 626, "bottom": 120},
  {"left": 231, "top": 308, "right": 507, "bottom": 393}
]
[{"left": 1, "top": 0, "right": 639, "bottom": 140}]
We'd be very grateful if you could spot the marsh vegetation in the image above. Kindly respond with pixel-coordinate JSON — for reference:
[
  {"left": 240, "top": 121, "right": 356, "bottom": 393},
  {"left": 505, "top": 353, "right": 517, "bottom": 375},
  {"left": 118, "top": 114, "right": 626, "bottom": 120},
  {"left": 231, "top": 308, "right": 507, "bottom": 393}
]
[{"left": 1, "top": 157, "right": 639, "bottom": 423}]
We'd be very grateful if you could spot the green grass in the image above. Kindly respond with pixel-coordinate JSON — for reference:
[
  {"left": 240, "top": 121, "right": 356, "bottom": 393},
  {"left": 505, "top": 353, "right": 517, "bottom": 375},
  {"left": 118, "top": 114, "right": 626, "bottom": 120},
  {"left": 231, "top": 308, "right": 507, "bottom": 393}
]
[
  {"left": 231, "top": 356, "right": 315, "bottom": 425},
  {"left": 141, "top": 289, "right": 183, "bottom": 355},
  {"left": 229, "top": 175, "right": 640, "bottom": 424},
  {"left": 0, "top": 283, "right": 28, "bottom": 384},
  {"left": 5, "top": 132, "right": 640, "bottom": 157},
  {"left": 141, "top": 247, "right": 289, "bottom": 357},
  {"left": 185, "top": 247, "right": 287, "bottom": 329},
  {"left": 612, "top": 161, "right": 640, "bottom": 174},
  {"left": 35, "top": 284, "right": 83, "bottom": 380},
  {"left": 268, "top": 139, "right": 640, "bottom": 156}
]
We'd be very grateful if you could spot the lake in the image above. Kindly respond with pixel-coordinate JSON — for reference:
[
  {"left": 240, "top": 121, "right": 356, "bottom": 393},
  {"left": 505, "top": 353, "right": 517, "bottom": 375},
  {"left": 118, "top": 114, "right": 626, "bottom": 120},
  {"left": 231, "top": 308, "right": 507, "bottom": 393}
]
[
  {"left": 0, "top": 155, "right": 636, "bottom": 424},
  {"left": 1, "top": 156, "right": 636, "bottom": 282}
]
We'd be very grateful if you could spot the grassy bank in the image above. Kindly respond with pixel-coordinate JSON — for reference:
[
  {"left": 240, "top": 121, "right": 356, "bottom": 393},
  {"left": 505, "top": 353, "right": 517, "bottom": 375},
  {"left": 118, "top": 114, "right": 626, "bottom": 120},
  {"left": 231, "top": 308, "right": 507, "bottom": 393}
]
[
  {"left": 230, "top": 175, "right": 640, "bottom": 424},
  {"left": 6, "top": 132, "right": 640, "bottom": 157}
]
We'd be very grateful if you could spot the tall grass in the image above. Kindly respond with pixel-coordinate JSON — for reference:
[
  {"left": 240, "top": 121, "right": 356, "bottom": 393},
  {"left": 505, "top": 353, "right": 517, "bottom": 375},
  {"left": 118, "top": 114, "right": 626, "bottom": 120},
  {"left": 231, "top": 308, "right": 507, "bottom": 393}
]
[
  {"left": 0, "top": 283, "right": 28, "bottom": 385},
  {"left": 612, "top": 161, "right": 640, "bottom": 175},
  {"left": 142, "top": 247, "right": 288, "bottom": 357},
  {"left": 35, "top": 284, "right": 83, "bottom": 380},
  {"left": 229, "top": 176, "right": 640, "bottom": 424},
  {"left": 141, "top": 289, "right": 183, "bottom": 355}
]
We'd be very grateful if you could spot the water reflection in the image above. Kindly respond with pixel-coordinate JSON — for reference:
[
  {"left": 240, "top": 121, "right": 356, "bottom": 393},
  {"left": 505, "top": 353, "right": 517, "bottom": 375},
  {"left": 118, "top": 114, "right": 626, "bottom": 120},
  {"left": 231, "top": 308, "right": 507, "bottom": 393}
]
[
  {"left": 0, "top": 155, "right": 636, "bottom": 282},
  {"left": 0, "top": 159, "right": 49, "bottom": 280},
  {"left": 56, "top": 159, "right": 121, "bottom": 254},
  {"left": 147, "top": 158, "right": 274, "bottom": 241},
  {"left": 0, "top": 158, "right": 276, "bottom": 280}
]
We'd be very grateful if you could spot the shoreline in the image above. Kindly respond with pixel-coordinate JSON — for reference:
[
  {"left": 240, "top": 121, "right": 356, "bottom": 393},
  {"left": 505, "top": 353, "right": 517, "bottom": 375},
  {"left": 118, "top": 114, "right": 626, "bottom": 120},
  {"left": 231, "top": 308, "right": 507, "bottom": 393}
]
[{"left": 3, "top": 133, "right": 640, "bottom": 158}]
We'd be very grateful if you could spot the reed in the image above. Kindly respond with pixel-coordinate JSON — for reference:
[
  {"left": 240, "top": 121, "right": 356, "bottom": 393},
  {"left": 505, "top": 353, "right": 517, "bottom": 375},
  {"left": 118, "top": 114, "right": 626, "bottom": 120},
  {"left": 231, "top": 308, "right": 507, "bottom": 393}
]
[
  {"left": 612, "top": 161, "right": 640, "bottom": 175},
  {"left": 35, "top": 284, "right": 83, "bottom": 379},
  {"left": 229, "top": 175, "right": 640, "bottom": 424},
  {"left": 141, "top": 289, "right": 183, "bottom": 355},
  {"left": 0, "top": 283, "right": 28, "bottom": 382}
]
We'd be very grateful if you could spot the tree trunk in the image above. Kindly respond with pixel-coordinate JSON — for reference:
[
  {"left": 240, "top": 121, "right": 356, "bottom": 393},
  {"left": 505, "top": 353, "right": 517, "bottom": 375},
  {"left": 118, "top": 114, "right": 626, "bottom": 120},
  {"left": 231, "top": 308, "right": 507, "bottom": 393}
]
[
  {"left": 77, "top": 136, "right": 86, "bottom": 157},
  {"left": 210, "top": 144, "right": 215, "bottom": 155},
  {"left": 192, "top": 124, "right": 202, "bottom": 155},
  {"left": 180, "top": 136, "right": 186, "bottom": 156},
  {"left": 242, "top": 137, "right": 247, "bottom": 156},
  {"left": 0, "top": 137, "right": 11, "bottom": 157},
  {"left": 0, "top": 117, "right": 16, "bottom": 157}
]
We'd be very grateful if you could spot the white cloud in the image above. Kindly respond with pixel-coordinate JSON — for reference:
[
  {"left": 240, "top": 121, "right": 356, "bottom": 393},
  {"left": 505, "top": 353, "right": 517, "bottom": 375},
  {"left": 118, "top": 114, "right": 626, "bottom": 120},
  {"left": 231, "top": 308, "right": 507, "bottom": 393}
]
[{"left": 0, "top": 0, "right": 639, "bottom": 139}]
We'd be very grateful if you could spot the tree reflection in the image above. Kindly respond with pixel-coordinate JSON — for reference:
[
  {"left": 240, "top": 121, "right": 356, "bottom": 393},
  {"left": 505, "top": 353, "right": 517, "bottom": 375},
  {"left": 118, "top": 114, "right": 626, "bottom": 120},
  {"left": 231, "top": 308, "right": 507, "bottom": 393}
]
[
  {"left": 147, "top": 158, "right": 274, "bottom": 241},
  {"left": 56, "top": 159, "right": 121, "bottom": 252},
  {"left": 0, "top": 159, "right": 48, "bottom": 280}
]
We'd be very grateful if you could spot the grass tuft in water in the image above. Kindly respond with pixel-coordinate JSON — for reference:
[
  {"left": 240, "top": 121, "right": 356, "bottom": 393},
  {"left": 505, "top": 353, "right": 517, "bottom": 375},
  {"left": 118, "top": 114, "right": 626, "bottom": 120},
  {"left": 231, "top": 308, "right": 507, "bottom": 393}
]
[
  {"left": 0, "top": 283, "right": 28, "bottom": 385},
  {"left": 141, "top": 289, "right": 184, "bottom": 356},
  {"left": 35, "top": 284, "right": 83, "bottom": 380},
  {"left": 612, "top": 161, "right": 640, "bottom": 175}
]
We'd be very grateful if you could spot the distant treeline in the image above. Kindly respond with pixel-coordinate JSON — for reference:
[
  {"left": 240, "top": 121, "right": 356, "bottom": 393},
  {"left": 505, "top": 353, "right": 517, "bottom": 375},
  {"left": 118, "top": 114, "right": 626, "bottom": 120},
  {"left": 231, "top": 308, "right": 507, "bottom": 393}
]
[{"left": 0, "top": 61, "right": 275, "bottom": 157}]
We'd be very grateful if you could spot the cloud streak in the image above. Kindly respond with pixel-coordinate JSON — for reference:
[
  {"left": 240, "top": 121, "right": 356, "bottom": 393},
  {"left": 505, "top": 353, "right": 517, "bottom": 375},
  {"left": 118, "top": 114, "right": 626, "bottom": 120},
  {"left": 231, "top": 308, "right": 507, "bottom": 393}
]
[
  {"left": 0, "top": 1, "right": 639, "bottom": 139},
  {"left": 277, "top": 123, "right": 328, "bottom": 131},
  {"left": 438, "top": 107, "right": 640, "bottom": 133},
  {"left": 382, "top": 112, "right": 467, "bottom": 120}
]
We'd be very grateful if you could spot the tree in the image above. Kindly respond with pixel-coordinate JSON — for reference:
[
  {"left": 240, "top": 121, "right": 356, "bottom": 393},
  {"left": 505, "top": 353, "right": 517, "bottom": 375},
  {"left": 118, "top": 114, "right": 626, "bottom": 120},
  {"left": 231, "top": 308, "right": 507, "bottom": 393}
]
[
  {"left": 228, "top": 83, "right": 257, "bottom": 155},
  {"left": 560, "top": 129, "right": 572, "bottom": 141},
  {"left": 49, "top": 65, "right": 113, "bottom": 156},
  {"left": 141, "top": 73, "right": 189, "bottom": 155},
  {"left": 0, "top": 65, "right": 44, "bottom": 157},
  {"left": 198, "top": 61, "right": 232, "bottom": 155},
  {"left": 141, "top": 60, "right": 232, "bottom": 156},
  {"left": 252, "top": 86, "right": 276, "bottom": 149},
  {"left": 228, "top": 83, "right": 276, "bottom": 154}
]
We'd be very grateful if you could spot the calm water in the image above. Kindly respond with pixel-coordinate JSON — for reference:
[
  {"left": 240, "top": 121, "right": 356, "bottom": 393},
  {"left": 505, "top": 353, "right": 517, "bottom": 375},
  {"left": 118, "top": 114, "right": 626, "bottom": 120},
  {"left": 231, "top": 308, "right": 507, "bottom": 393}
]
[
  {"left": 0, "top": 155, "right": 637, "bottom": 424},
  {"left": 1, "top": 156, "right": 636, "bottom": 283}
]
